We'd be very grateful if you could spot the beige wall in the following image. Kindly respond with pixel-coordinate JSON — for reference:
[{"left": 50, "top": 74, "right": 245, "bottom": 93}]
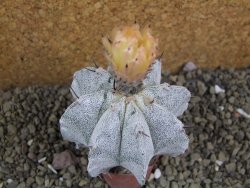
[{"left": 0, "top": 0, "right": 250, "bottom": 89}]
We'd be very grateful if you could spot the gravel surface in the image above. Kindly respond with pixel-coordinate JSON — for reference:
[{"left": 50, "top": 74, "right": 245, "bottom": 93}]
[{"left": 0, "top": 68, "right": 250, "bottom": 188}]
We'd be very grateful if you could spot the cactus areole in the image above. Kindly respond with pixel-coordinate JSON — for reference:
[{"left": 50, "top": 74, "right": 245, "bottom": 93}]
[{"left": 60, "top": 24, "right": 190, "bottom": 186}]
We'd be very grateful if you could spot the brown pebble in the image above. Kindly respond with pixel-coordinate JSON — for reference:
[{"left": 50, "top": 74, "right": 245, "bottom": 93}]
[{"left": 27, "top": 152, "right": 37, "bottom": 161}]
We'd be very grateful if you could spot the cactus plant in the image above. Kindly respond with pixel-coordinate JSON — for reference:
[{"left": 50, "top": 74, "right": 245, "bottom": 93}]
[{"left": 59, "top": 24, "right": 190, "bottom": 186}]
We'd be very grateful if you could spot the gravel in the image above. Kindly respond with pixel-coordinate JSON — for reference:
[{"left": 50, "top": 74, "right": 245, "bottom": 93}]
[{"left": 0, "top": 67, "right": 250, "bottom": 188}]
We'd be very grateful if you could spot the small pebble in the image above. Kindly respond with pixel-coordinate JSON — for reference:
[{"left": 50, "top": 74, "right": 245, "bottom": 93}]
[
  {"left": 171, "top": 181, "right": 179, "bottom": 188},
  {"left": 16, "top": 182, "right": 26, "bottom": 188},
  {"left": 27, "top": 152, "right": 37, "bottom": 161},
  {"left": 0, "top": 127, "right": 4, "bottom": 137},
  {"left": 236, "top": 108, "right": 250, "bottom": 118},
  {"left": 7, "top": 124, "right": 17, "bottom": 135},
  {"left": 148, "top": 173, "right": 154, "bottom": 182},
  {"left": 45, "top": 179, "right": 49, "bottom": 187},
  {"left": 183, "top": 61, "right": 197, "bottom": 72},
  {"left": 3, "top": 102, "right": 12, "bottom": 112},
  {"left": 154, "top": 168, "right": 161, "bottom": 179},
  {"left": 7, "top": 179, "right": 13, "bottom": 184},
  {"left": 218, "top": 106, "right": 224, "bottom": 111},
  {"left": 35, "top": 176, "right": 44, "bottom": 186},
  {"left": 159, "top": 177, "right": 169, "bottom": 187},
  {"left": 27, "top": 139, "right": 33, "bottom": 146},
  {"left": 27, "top": 124, "right": 36, "bottom": 134},
  {"left": 215, "top": 160, "right": 223, "bottom": 166},
  {"left": 197, "top": 81, "right": 207, "bottom": 96},
  {"left": 26, "top": 177, "right": 34, "bottom": 186},
  {"left": 225, "top": 163, "right": 236, "bottom": 172},
  {"left": 215, "top": 165, "right": 219, "bottom": 171},
  {"left": 79, "top": 179, "right": 87, "bottom": 186},
  {"left": 38, "top": 157, "right": 46, "bottom": 163},
  {"left": 48, "top": 164, "right": 58, "bottom": 174},
  {"left": 215, "top": 85, "right": 225, "bottom": 93}
]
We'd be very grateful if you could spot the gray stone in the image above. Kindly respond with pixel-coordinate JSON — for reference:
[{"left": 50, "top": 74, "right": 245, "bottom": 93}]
[
  {"left": 0, "top": 126, "right": 3, "bottom": 137},
  {"left": 26, "top": 177, "right": 35, "bottom": 186},
  {"left": 197, "top": 81, "right": 207, "bottom": 96},
  {"left": 218, "top": 151, "right": 228, "bottom": 161},
  {"left": 228, "top": 96, "right": 235, "bottom": 103},
  {"left": 35, "top": 176, "right": 44, "bottom": 186},
  {"left": 79, "top": 179, "right": 88, "bottom": 186},
  {"left": 202, "top": 159, "right": 211, "bottom": 167},
  {"left": 232, "top": 147, "right": 241, "bottom": 157},
  {"left": 170, "top": 181, "right": 178, "bottom": 188},
  {"left": 3, "top": 102, "right": 12, "bottom": 112},
  {"left": 209, "top": 86, "right": 215, "bottom": 94},
  {"left": 210, "top": 154, "right": 217, "bottom": 162},
  {"left": 159, "top": 177, "right": 169, "bottom": 187},
  {"left": 191, "top": 153, "right": 201, "bottom": 161},
  {"left": 95, "top": 181, "right": 103, "bottom": 187},
  {"left": 65, "top": 179, "right": 72, "bottom": 187},
  {"left": 5, "top": 157, "right": 14, "bottom": 164},
  {"left": 207, "top": 114, "right": 217, "bottom": 122},
  {"left": 7, "top": 124, "right": 17, "bottom": 135},
  {"left": 16, "top": 182, "right": 26, "bottom": 188},
  {"left": 225, "top": 163, "right": 236, "bottom": 172},
  {"left": 80, "top": 157, "right": 87, "bottom": 165},
  {"left": 2, "top": 91, "right": 12, "bottom": 100},
  {"left": 6, "top": 182, "right": 18, "bottom": 188},
  {"left": 63, "top": 172, "right": 71, "bottom": 179},
  {"left": 189, "top": 183, "right": 200, "bottom": 188},
  {"left": 68, "top": 165, "right": 76, "bottom": 174},
  {"left": 165, "top": 166, "right": 172, "bottom": 176},
  {"left": 207, "top": 142, "right": 214, "bottom": 150},
  {"left": 27, "top": 152, "right": 37, "bottom": 161},
  {"left": 204, "top": 179, "right": 212, "bottom": 184},
  {"left": 27, "top": 123, "right": 36, "bottom": 134}
]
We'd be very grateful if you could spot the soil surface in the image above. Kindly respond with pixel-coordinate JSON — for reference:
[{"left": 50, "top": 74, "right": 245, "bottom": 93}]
[{"left": 0, "top": 67, "right": 250, "bottom": 188}]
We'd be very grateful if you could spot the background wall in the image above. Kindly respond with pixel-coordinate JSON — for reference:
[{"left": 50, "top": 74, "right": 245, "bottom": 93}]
[{"left": 0, "top": 0, "right": 249, "bottom": 89}]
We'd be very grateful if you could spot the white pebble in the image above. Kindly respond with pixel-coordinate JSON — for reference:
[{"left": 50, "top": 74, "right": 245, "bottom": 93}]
[
  {"left": 154, "top": 168, "right": 161, "bottom": 179},
  {"left": 27, "top": 139, "right": 33, "bottom": 146},
  {"left": 183, "top": 61, "right": 197, "bottom": 72},
  {"left": 218, "top": 106, "right": 224, "bottom": 111},
  {"left": 215, "top": 165, "right": 219, "bottom": 171},
  {"left": 75, "top": 143, "right": 80, "bottom": 149},
  {"left": 236, "top": 108, "right": 250, "bottom": 119},
  {"left": 216, "top": 160, "right": 224, "bottom": 166},
  {"left": 45, "top": 179, "right": 49, "bottom": 187},
  {"left": 38, "top": 157, "right": 47, "bottom": 163},
  {"left": 215, "top": 85, "right": 225, "bottom": 93},
  {"left": 7, "top": 179, "right": 13, "bottom": 184},
  {"left": 59, "top": 177, "right": 64, "bottom": 182},
  {"left": 48, "top": 164, "right": 58, "bottom": 174}
]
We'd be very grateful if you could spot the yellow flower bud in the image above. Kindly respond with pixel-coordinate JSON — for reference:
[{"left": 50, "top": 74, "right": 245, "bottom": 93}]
[{"left": 103, "top": 24, "right": 158, "bottom": 83}]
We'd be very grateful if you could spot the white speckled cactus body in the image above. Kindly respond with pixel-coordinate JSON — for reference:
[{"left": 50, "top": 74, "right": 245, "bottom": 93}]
[{"left": 60, "top": 25, "right": 190, "bottom": 185}]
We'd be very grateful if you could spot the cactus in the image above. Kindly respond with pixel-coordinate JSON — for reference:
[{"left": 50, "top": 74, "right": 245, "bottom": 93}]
[{"left": 60, "top": 25, "right": 190, "bottom": 186}]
